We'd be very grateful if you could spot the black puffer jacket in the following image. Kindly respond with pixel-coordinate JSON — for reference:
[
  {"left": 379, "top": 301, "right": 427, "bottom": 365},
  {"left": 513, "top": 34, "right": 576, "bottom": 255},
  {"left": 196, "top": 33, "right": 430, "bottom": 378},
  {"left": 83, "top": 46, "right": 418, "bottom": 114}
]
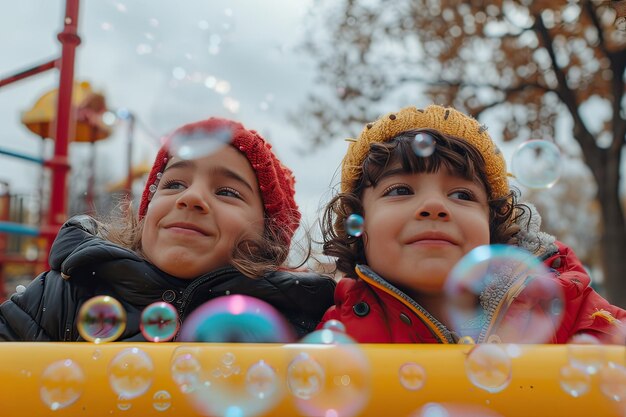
[{"left": 0, "top": 216, "right": 336, "bottom": 341}]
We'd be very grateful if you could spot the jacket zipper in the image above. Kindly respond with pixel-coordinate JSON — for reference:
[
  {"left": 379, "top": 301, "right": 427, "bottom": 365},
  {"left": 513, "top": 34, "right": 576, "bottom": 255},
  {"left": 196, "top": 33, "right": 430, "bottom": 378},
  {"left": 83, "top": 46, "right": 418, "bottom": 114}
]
[
  {"left": 355, "top": 265, "right": 455, "bottom": 344},
  {"left": 175, "top": 267, "right": 236, "bottom": 318}
]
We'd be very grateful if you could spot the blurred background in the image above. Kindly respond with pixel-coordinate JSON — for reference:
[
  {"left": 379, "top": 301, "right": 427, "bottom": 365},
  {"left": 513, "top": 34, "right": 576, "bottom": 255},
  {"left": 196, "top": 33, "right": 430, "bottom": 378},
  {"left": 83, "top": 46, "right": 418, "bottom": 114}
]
[{"left": 0, "top": 0, "right": 625, "bottom": 305}]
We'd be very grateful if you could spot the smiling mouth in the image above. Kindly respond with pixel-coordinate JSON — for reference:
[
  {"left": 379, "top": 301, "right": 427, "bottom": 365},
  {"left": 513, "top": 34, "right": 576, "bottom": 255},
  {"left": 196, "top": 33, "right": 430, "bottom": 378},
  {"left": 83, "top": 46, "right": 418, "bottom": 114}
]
[
  {"left": 409, "top": 239, "right": 454, "bottom": 246},
  {"left": 407, "top": 233, "right": 456, "bottom": 246},
  {"left": 165, "top": 224, "right": 209, "bottom": 236}
]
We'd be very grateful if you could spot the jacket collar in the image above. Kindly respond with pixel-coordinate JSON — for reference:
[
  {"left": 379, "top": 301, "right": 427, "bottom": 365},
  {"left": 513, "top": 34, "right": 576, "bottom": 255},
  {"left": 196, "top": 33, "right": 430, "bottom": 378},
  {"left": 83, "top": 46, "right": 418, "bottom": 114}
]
[
  {"left": 355, "top": 264, "right": 456, "bottom": 343},
  {"left": 514, "top": 202, "right": 559, "bottom": 260},
  {"left": 355, "top": 260, "right": 534, "bottom": 344}
]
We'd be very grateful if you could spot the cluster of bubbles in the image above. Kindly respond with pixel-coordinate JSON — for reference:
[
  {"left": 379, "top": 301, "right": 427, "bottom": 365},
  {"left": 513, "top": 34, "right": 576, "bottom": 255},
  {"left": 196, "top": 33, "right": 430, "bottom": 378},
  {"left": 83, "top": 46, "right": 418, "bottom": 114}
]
[
  {"left": 560, "top": 333, "right": 626, "bottom": 400},
  {"left": 49, "top": 294, "right": 373, "bottom": 416},
  {"left": 99, "top": 4, "right": 278, "bottom": 119},
  {"left": 170, "top": 347, "right": 284, "bottom": 417},
  {"left": 170, "top": 304, "right": 370, "bottom": 417},
  {"left": 36, "top": 295, "right": 182, "bottom": 410},
  {"left": 36, "top": 287, "right": 626, "bottom": 415},
  {"left": 77, "top": 296, "right": 180, "bottom": 343}
]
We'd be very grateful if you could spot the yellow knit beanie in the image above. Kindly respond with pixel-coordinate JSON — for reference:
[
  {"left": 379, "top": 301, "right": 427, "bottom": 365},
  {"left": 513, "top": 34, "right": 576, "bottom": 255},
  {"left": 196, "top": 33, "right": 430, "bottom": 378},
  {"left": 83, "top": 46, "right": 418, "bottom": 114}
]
[{"left": 341, "top": 104, "right": 509, "bottom": 199}]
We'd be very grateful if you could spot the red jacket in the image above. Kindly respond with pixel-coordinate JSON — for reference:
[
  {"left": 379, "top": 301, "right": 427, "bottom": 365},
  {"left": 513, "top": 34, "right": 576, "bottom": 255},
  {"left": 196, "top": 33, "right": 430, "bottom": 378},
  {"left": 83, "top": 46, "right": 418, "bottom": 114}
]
[{"left": 319, "top": 241, "right": 626, "bottom": 344}]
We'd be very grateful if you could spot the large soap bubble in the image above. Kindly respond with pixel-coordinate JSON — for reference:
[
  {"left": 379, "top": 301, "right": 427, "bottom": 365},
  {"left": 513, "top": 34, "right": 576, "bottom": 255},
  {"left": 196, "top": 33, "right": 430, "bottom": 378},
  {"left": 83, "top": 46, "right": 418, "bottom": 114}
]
[
  {"left": 178, "top": 295, "right": 295, "bottom": 343},
  {"left": 167, "top": 126, "right": 232, "bottom": 160},
  {"left": 444, "top": 244, "right": 564, "bottom": 343}
]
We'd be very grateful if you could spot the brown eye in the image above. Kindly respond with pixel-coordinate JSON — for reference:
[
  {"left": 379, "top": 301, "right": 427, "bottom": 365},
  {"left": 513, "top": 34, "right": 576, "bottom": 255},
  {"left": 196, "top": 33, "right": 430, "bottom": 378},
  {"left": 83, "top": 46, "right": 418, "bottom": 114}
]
[
  {"left": 383, "top": 185, "right": 412, "bottom": 196},
  {"left": 450, "top": 190, "right": 473, "bottom": 201}
]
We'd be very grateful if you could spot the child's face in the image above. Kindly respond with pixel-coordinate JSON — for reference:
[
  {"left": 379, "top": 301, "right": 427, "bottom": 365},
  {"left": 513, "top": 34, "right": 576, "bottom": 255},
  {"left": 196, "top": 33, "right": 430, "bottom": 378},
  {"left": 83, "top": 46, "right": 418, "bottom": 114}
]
[
  {"left": 141, "top": 145, "right": 265, "bottom": 279},
  {"left": 361, "top": 165, "right": 490, "bottom": 296}
]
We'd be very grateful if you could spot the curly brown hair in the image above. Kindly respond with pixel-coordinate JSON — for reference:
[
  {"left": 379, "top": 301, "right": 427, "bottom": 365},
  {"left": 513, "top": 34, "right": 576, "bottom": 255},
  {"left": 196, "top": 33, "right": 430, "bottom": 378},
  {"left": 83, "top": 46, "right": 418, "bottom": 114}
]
[{"left": 322, "top": 130, "right": 526, "bottom": 276}]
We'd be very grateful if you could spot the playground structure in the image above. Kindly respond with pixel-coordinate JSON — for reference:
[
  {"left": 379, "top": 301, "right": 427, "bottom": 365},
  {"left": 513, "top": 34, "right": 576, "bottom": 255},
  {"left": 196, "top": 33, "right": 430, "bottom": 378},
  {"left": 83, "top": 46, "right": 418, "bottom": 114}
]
[
  {"left": 0, "top": 0, "right": 82, "bottom": 301},
  {"left": 0, "top": 0, "right": 143, "bottom": 300}
]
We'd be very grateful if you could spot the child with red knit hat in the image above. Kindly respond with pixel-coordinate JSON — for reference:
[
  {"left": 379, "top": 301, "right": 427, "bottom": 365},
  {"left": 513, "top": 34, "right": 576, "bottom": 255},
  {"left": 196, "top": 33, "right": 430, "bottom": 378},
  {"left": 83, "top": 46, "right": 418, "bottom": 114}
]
[
  {"left": 0, "top": 117, "right": 335, "bottom": 341},
  {"left": 318, "top": 105, "right": 625, "bottom": 344}
]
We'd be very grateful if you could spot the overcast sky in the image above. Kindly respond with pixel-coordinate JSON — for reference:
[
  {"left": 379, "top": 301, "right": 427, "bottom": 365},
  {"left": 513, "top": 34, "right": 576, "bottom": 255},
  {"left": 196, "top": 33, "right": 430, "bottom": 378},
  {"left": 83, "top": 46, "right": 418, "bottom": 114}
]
[{"left": 0, "top": 0, "right": 346, "bottom": 233}]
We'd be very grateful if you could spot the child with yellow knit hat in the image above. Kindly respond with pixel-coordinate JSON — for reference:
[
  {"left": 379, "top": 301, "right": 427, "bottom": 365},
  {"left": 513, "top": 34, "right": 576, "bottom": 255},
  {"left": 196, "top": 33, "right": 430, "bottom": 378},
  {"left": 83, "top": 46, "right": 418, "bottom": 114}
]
[{"left": 319, "top": 104, "right": 626, "bottom": 344}]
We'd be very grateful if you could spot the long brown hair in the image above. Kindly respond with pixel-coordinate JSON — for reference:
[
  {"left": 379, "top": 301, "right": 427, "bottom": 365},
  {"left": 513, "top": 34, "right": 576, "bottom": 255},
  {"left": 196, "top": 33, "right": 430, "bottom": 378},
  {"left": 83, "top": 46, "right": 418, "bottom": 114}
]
[{"left": 322, "top": 130, "right": 525, "bottom": 276}]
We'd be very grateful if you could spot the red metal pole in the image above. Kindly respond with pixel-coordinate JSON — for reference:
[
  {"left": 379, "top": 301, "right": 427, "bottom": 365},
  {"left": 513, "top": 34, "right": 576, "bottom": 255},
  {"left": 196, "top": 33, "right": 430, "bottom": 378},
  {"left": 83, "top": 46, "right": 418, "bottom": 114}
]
[
  {"left": 0, "top": 58, "right": 58, "bottom": 89},
  {"left": 44, "top": 0, "right": 81, "bottom": 254}
]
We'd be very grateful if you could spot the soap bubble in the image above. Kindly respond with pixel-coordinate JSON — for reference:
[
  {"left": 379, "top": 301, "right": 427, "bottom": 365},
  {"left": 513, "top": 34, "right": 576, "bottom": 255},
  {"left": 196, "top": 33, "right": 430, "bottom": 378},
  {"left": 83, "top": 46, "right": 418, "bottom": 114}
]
[
  {"left": 170, "top": 350, "right": 203, "bottom": 394},
  {"left": 287, "top": 352, "right": 325, "bottom": 400},
  {"left": 77, "top": 295, "right": 126, "bottom": 343},
  {"left": 511, "top": 139, "right": 561, "bottom": 189},
  {"left": 444, "top": 244, "right": 564, "bottom": 343},
  {"left": 411, "top": 402, "right": 504, "bottom": 417},
  {"left": 322, "top": 319, "right": 347, "bottom": 333},
  {"left": 345, "top": 214, "right": 364, "bottom": 238},
  {"left": 40, "top": 359, "right": 85, "bottom": 410},
  {"left": 167, "top": 126, "right": 232, "bottom": 160},
  {"left": 398, "top": 362, "right": 426, "bottom": 391},
  {"left": 599, "top": 362, "right": 626, "bottom": 402},
  {"left": 559, "top": 364, "right": 591, "bottom": 397},
  {"left": 290, "top": 330, "right": 371, "bottom": 417},
  {"left": 465, "top": 344, "right": 511, "bottom": 393},
  {"left": 140, "top": 302, "right": 179, "bottom": 342},
  {"left": 411, "top": 132, "right": 436, "bottom": 157},
  {"left": 567, "top": 334, "right": 605, "bottom": 375},
  {"left": 178, "top": 295, "right": 295, "bottom": 343},
  {"left": 108, "top": 347, "right": 154, "bottom": 399}
]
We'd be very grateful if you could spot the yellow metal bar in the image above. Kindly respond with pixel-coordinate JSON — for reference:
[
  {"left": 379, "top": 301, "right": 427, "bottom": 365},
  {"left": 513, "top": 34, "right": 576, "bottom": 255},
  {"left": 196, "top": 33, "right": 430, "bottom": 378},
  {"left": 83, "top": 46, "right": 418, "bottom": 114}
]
[{"left": 0, "top": 343, "right": 623, "bottom": 417}]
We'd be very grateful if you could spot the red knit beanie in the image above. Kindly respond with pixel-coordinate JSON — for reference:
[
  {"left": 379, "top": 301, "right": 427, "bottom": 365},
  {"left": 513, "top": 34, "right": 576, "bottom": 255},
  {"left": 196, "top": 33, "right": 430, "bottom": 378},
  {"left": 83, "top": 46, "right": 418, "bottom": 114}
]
[{"left": 138, "top": 118, "right": 300, "bottom": 246}]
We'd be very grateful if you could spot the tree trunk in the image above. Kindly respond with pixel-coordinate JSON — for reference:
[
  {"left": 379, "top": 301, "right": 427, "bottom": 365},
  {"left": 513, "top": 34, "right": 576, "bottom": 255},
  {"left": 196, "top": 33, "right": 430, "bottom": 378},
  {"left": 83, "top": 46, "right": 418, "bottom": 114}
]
[
  {"left": 596, "top": 148, "right": 626, "bottom": 307},
  {"left": 600, "top": 209, "right": 626, "bottom": 308}
]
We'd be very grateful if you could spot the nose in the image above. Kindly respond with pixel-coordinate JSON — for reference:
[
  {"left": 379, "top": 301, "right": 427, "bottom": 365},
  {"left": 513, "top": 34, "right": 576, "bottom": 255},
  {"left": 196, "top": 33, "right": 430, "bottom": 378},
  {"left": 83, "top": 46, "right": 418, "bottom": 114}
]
[
  {"left": 176, "top": 185, "right": 210, "bottom": 213},
  {"left": 415, "top": 196, "right": 450, "bottom": 220}
]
